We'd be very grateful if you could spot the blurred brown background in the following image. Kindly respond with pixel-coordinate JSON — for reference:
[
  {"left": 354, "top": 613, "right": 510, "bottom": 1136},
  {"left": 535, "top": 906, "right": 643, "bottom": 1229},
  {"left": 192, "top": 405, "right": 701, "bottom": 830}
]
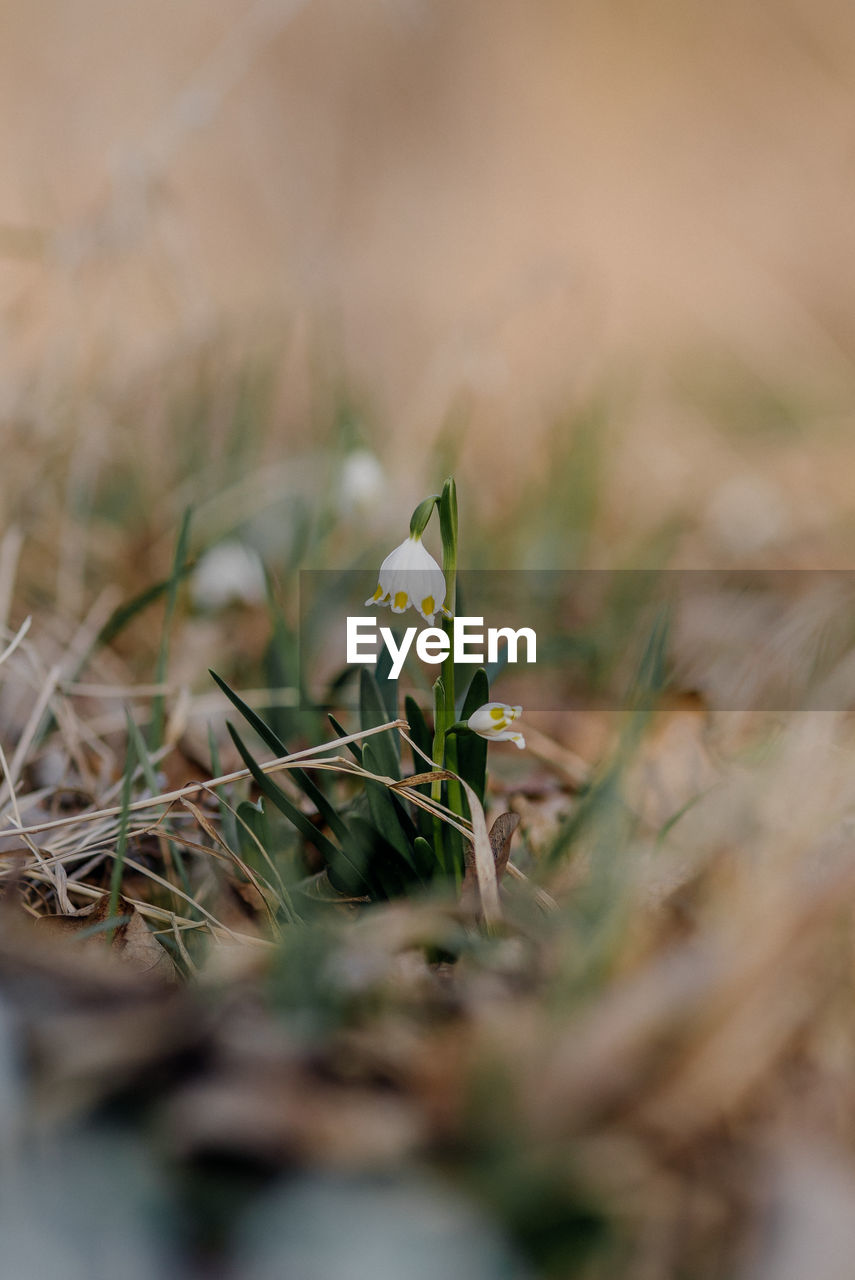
[{"left": 4, "top": 0, "right": 855, "bottom": 544}]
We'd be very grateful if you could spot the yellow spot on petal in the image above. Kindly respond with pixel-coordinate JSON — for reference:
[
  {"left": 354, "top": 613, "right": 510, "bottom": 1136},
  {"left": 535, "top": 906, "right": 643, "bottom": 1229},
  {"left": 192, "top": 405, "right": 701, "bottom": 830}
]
[
  {"left": 393, "top": 591, "right": 409, "bottom": 611},
  {"left": 371, "top": 585, "right": 384, "bottom": 602},
  {"left": 489, "top": 706, "right": 505, "bottom": 721},
  {"left": 421, "top": 595, "right": 435, "bottom": 616}
]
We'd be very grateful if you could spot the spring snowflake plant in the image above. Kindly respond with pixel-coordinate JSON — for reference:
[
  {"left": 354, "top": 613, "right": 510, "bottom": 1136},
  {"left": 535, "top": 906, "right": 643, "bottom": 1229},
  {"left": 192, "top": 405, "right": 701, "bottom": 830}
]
[{"left": 212, "top": 478, "right": 525, "bottom": 913}]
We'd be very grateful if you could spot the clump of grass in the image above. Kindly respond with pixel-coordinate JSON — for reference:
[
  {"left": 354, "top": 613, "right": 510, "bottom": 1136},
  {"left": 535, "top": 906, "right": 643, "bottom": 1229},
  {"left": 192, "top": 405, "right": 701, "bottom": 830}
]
[{"left": 8, "top": 359, "right": 855, "bottom": 1279}]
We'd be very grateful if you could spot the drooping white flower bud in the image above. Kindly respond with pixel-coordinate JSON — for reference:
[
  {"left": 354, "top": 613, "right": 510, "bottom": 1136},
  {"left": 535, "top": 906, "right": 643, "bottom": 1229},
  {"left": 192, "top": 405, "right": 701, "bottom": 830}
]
[
  {"left": 365, "top": 535, "right": 448, "bottom": 625},
  {"left": 467, "top": 701, "right": 525, "bottom": 749}
]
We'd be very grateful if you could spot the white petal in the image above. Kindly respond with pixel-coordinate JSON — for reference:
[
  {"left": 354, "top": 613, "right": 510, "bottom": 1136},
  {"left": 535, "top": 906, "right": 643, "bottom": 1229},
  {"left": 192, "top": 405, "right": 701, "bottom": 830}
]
[
  {"left": 466, "top": 702, "right": 526, "bottom": 747},
  {"left": 467, "top": 702, "right": 520, "bottom": 734},
  {"left": 364, "top": 585, "right": 391, "bottom": 609},
  {"left": 374, "top": 537, "right": 447, "bottom": 622}
]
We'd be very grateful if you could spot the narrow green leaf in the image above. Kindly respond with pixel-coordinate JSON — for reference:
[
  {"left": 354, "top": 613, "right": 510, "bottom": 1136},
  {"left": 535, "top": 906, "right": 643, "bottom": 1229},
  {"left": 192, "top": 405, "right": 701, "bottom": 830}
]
[
  {"left": 328, "top": 713, "right": 362, "bottom": 764},
  {"left": 456, "top": 667, "right": 489, "bottom": 805},
  {"left": 457, "top": 647, "right": 507, "bottom": 717},
  {"left": 412, "top": 835, "right": 437, "bottom": 878},
  {"left": 404, "top": 696, "right": 432, "bottom": 766},
  {"left": 631, "top": 604, "right": 671, "bottom": 709},
  {"left": 432, "top": 674, "right": 446, "bottom": 743},
  {"left": 93, "top": 561, "right": 197, "bottom": 652},
  {"left": 326, "top": 815, "right": 383, "bottom": 897},
  {"left": 211, "top": 669, "right": 288, "bottom": 752},
  {"left": 359, "top": 668, "right": 400, "bottom": 778},
  {"left": 208, "top": 722, "right": 238, "bottom": 850},
  {"left": 236, "top": 798, "right": 268, "bottom": 863},
  {"left": 459, "top": 666, "right": 490, "bottom": 718},
  {"left": 211, "top": 669, "right": 351, "bottom": 846},
  {"left": 264, "top": 596, "right": 302, "bottom": 743},
  {"left": 226, "top": 720, "right": 344, "bottom": 868},
  {"left": 125, "top": 710, "right": 160, "bottom": 794},
  {"left": 343, "top": 816, "right": 412, "bottom": 899},
  {"left": 362, "top": 739, "right": 419, "bottom": 873},
  {"left": 403, "top": 697, "right": 434, "bottom": 840}
]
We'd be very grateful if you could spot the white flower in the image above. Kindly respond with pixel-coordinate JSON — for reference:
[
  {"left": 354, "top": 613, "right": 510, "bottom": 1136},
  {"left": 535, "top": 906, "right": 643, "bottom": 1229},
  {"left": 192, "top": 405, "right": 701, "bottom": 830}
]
[
  {"left": 337, "top": 449, "right": 385, "bottom": 516},
  {"left": 365, "top": 535, "right": 448, "bottom": 625},
  {"left": 191, "top": 540, "right": 266, "bottom": 611},
  {"left": 467, "top": 702, "right": 525, "bottom": 749}
]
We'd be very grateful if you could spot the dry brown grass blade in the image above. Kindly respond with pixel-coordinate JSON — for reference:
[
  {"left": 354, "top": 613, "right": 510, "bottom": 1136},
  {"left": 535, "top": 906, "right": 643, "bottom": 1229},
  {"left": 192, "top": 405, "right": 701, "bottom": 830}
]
[
  {"left": 457, "top": 778, "right": 501, "bottom": 927},
  {"left": 462, "top": 811, "right": 519, "bottom": 916},
  {"left": 0, "top": 527, "right": 23, "bottom": 632},
  {"left": 0, "top": 615, "right": 30, "bottom": 668},
  {"left": 399, "top": 769, "right": 456, "bottom": 789},
  {"left": 3, "top": 719, "right": 410, "bottom": 840}
]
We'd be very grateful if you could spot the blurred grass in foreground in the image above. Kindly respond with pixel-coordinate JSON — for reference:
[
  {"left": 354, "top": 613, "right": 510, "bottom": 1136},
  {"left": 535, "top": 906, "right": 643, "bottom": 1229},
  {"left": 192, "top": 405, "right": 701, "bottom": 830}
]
[{"left": 3, "top": 347, "right": 855, "bottom": 1279}]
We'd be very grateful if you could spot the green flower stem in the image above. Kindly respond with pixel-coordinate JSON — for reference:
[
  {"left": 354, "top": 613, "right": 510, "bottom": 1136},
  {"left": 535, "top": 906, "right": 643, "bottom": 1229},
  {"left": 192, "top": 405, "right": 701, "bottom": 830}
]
[
  {"left": 405, "top": 488, "right": 451, "bottom": 870},
  {"left": 437, "top": 478, "right": 465, "bottom": 880},
  {"left": 409, "top": 494, "right": 441, "bottom": 539},
  {"left": 416, "top": 478, "right": 464, "bottom": 881},
  {"left": 431, "top": 676, "right": 447, "bottom": 873},
  {"left": 443, "top": 724, "right": 463, "bottom": 871},
  {"left": 441, "top": 625, "right": 464, "bottom": 879}
]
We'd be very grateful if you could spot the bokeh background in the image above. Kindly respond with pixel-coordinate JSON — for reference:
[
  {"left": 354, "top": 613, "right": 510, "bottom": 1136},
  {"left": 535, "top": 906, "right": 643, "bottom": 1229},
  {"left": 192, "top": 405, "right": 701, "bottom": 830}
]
[{"left": 5, "top": 0, "right": 855, "bottom": 561}]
